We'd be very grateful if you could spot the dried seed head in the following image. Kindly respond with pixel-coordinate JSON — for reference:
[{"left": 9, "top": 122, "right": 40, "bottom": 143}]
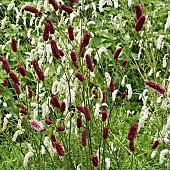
[
  {"left": 134, "top": 4, "right": 143, "bottom": 20},
  {"left": 135, "top": 15, "right": 146, "bottom": 32},
  {"left": 11, "top": 38, "right": 17, "bottom": 52},
  {"left": 61, "top": 4, "right": 73, "bottom": 14}
]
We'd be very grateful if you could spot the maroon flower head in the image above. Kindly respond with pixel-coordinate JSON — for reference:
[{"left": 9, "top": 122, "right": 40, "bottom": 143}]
[
  {"left": 129, "top": 140, "right": 135, "bottom": 152},
  {"left": 27, "top": 85, "right": 33, "bottom": 98},
  {"left": 17, "top": 65, "right": 26, "bottom": 76},
  {"left": 76, "top": 72, "right": 85, "bottom": 82},
  {"left": 92, "top": 89, "right": 98, "bottom": 99},
  {"left": 102, "top": 127, "right": 109, "bottom": 139},
  {"left": 79, "top": 42, "right": 86, "bottom": 58},
  {"left": 68, "top": 25, "right": 74, "bottom": 41},
  {"left": 60, "top": 101, "right": 66, "bottom": 112},
  {"left": 114, "top": 47, "right": 122, "bottom": 60},
  {"left": 77, "top": 117, "right": 82, "bottom": 128},
  {"left": 45, "top": 118, "right": 52, "bottom": 125},
  {"left": 109, "top": 79, "right": 114, "bottom": 92},
  {"left": 81, "top": 129, "right": 88, "bottom": 146},
  {"left": 57, "top": 126, "right": 65, "bottom": 131},
  {"left": 4, "top": 78, "right": 9, "bottom": 86},
  {"left": 121, "top": 92, "right": 126, "bottom": 100},
  {"left": 102, "top": 108, "right": 107, "bottom": 122},
  {"left": 14, "top": 83, "right": 20, "bottom": 94},
  {"left": 32, "top": 59, "right": 45, "bottom": 81},
  {"left": 50, "top": 95, "right": 60, "bottom": 108},
  {"left": 102, "top": 90, "right": 106, "bottom": 103},
  {"left": 72, "top": 61, "right": 78, "bottom": 69},
  {"left": 0, "top": 55, "right": 5, "bottom": 61},
  {"left": 61, "top": 4, "right": 73, "bottom": 14},
  {"left": 82, "top": 32, "right": 90, "bottom": 47},
  {"left": 69, "top": 0, "right": 77, "bottom": 3},
  {"left": 85, "top": 54, "right": 94, "bottom": 72},
  {"left": 91, "top": 154, "right": 99, "bottom": 167},
  {"left": 71, "top": 51, "right": 77, "bottom": 62},
  {"left": 0, "top": 87, "right": 2, "bottom": 92},
  {"left": 134, "top": 4, "right": 143, "bottom": 20},
  {"left": 128, "top": 122, "right": 138, "bottom": 141},
  {"left": 84, "top": 106, "right": 91, "bottom": 121},
  {"left": 145, "top": 80, "right": 165, "bottom": 95},
  {"left": 53, "top": 141, "right": 65, "bottom": 156},
  {"left": 59, "top": 49, "right": 64, "bottom": 56},
  {"left": 152, "top": 140, "right": 159, "bottom": 149},
  {"left": 76, "top": 105, "right": 84, "bottom": 113},
  {"left": 20, "top": 108, "right": 27, "bottom": 115},
  {"left": 43, "top": 22, "right": 50, "bottom": 41},
  {"left": 122, "top": 59, "right": 128, "bottom": 67},
  {"left": 46, "top": 18, "right": 55, "bottom": 34},
  {"left": 2, "top": 59, "right": 10, "bottom": 73},
  {"left": 51, "top": 134, "right": 56, "bottom": 143},
  {"left": 50, "top": 40, "right": 60, "bottom": 58},
  {"left": 11, "top": 38, "right": 17, "bottom": 52},
  {"left": 49, "top": 0, "right": 59, "bottom": 11},
  {"left": 9, "top": 71, "right": 19, "bottom": 84},
  {"left": 24, "top": 6, "right": 43, "bottom": 16},
  {"left": 135, "top": 15, "right": 146, "bottom": 32}
]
